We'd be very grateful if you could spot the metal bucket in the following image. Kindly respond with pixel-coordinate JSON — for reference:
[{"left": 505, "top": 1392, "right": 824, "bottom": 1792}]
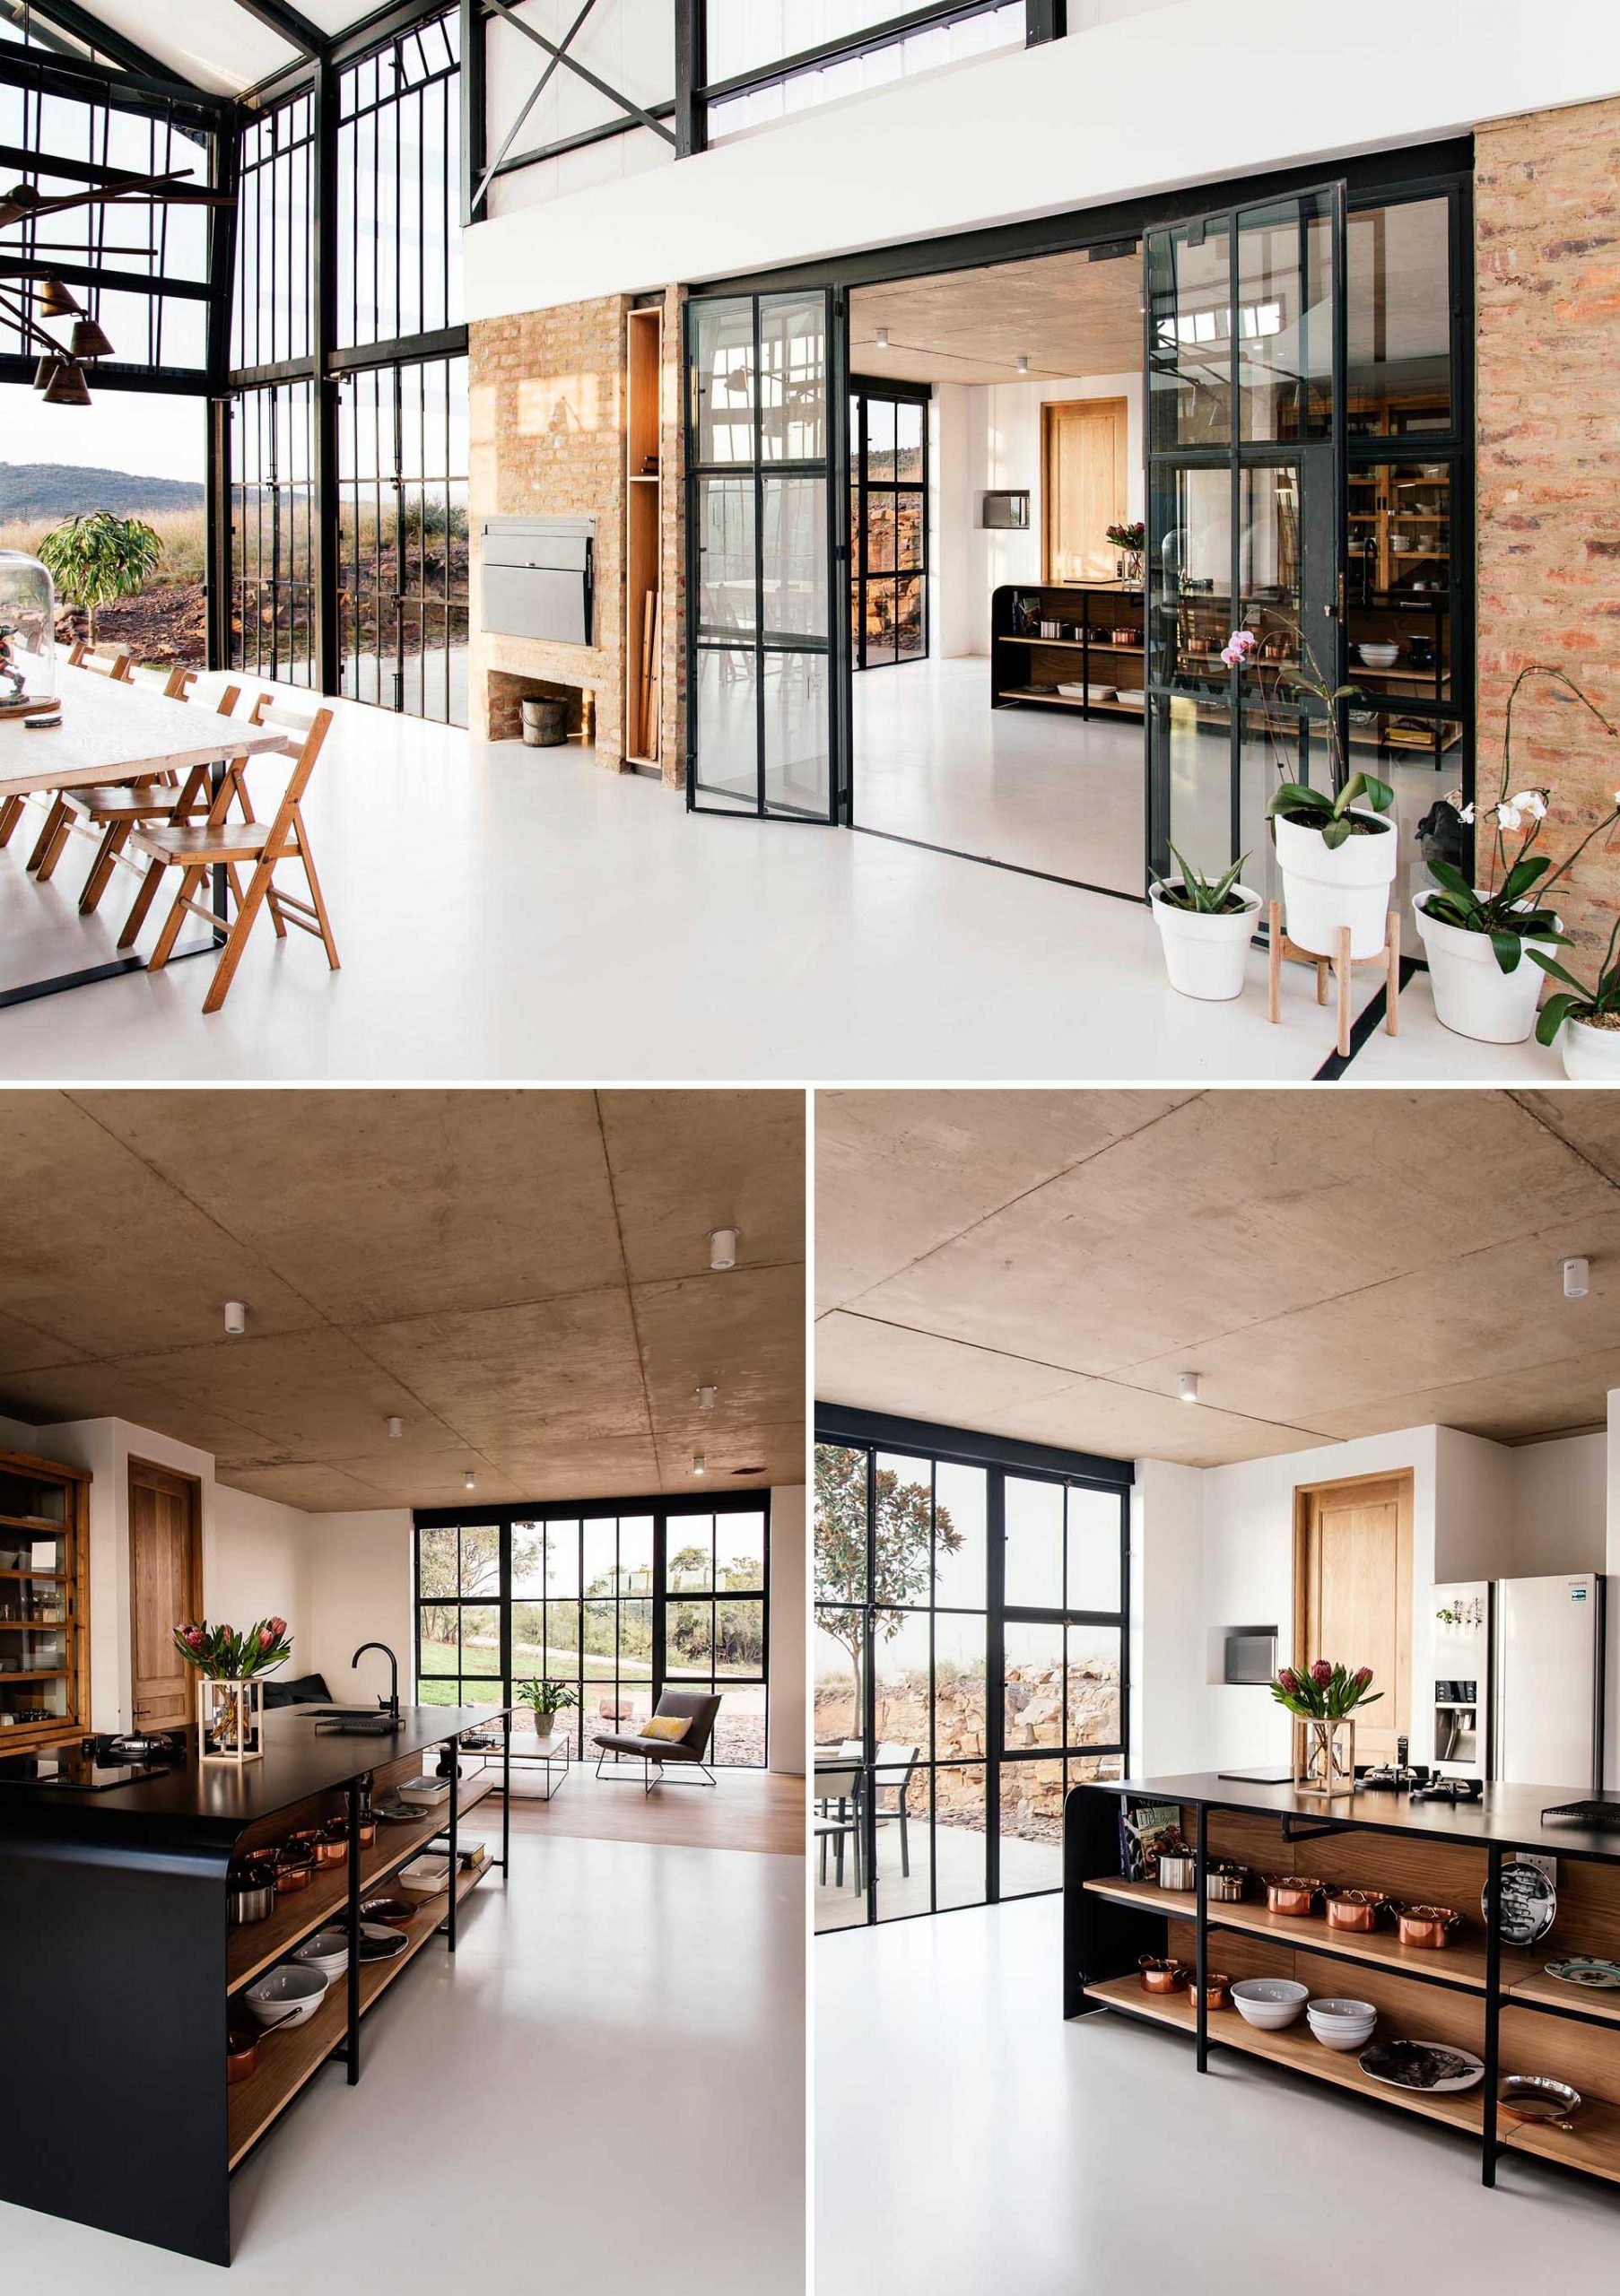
[{"left": 520, "top": 695, "right": 569, "bottom": 747}]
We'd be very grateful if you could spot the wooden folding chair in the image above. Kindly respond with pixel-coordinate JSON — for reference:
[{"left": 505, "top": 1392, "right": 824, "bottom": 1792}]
[
  {"left": 126, "top": 697, "right": 339, "bottom": 1014},
  {"left": 61, "top": 670, "right": 244, "bottom": 915},
  {"left": 66, "top": 640, "right": 133, "bottom": 679},
  {"left": 26, "top": 645, "right": 135, "bottom": 872}
]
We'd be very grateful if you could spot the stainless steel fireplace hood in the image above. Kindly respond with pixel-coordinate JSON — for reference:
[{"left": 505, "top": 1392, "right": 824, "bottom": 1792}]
[{"left": 479, "top": 516, "right": 595, "bottom": 646}]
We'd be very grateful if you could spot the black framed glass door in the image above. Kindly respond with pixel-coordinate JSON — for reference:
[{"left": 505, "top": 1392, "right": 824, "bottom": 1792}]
[
  {"left": 849, "top": 379, "right": 928, "bottom": 670},
  {"left": 685, "top": 288, "right": 840, "bottom": 819},
  {"left": 1144, "top": 186, "right": 1346, "bottom": 893}
]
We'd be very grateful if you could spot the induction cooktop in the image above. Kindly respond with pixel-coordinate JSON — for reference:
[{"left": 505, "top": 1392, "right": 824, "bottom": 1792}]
[{"left": 0, "top": 1750, "right": 175, "bottom": 1791}]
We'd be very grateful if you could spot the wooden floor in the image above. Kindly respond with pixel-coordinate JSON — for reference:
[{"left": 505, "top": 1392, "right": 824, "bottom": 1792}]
[{"left": 484, "top": 1759, "right": 805, "bottom": 1857}]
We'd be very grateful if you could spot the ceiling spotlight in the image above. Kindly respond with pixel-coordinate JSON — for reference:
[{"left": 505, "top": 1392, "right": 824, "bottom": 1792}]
[
  {"left": 697, "top": 1383, "right": 718, "bottom": 1410},
  {"left": 1015, "top": 353, "right": 1031, "bottom": 375},
  {"left": 36, "top": 277, "right": 81, "bottom": 319},
  {"left": 224, "top": 1301, "right": 248, "bottom": 1337},
  {"left": 708, "top": 1226, "right": 738, "bottom": 1271},
  {"left": 41, "top": 358, "right": 91, "bottom": 407},
  {"left": 692, "top": 1454, "right": 707, "bottom": 1476},
  {"left": 1563, "top": 1256, "right": 1590, "bottom": 1300},
  {"left": 69, "top": 316, "right": 113, "bottom": 361},
  {"left": 385, "top": 1415, "right": 404, "bottom": 1440},
  {"left": 875, "top": 326, "right": 890, "bottom": 349},
  {"left": 1178, "top": 1371, "right": 1200, "bottom": 1405},
  {"left": 0, "top": 183, "right": 41, "bottom": 229},
  {"left": 464, "top": 1469, "right": 476, "bottom": 1492}
]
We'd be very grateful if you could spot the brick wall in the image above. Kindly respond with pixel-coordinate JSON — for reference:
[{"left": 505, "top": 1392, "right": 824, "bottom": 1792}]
[
  {"left": 467, "top": 294, "right": 630, "bottom": 766},
  {"left": 1476, "top": 96, "right": 1620, "bottom": 955}
]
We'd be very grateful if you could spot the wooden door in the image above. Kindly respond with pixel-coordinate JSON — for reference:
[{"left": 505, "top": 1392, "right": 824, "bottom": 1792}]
[
  {"left": 1293, "top": 1470, "right": 1412, "bottom": 1766},
  {"left": 128, "top": 1457, "right": 202, "bottom": 1732},
  {"left": 1041, "top": 397, "right": 1128, "bottom": 583}
]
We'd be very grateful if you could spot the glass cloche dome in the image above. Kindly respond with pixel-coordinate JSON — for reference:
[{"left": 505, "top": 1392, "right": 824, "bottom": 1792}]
[{"left": 0, "top": 550, "right": 57, "bottom": 717}]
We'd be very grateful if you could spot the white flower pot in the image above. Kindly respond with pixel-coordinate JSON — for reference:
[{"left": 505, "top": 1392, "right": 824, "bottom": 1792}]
[
  {"left": 1272, "top": 807, "right": 1398, "bottom": 961},
  {"left": 1561, "top": 1015, "right": 1620, "bottom": 1080},
  {"left": 1149, "top": 883, "right": 1261, "bottom": 1002},
  {"left": 1413, "top": 891, "right": 1563, "bottom": 1045}
]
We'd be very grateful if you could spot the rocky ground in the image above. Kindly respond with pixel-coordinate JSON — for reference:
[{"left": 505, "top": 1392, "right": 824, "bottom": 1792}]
[{"left": 57, "top": 584, "right": 206, "bottom": 667}]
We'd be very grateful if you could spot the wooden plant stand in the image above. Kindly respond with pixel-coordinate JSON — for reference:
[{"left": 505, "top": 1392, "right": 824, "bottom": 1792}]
[{"left": 1267, "top": 900, "right": 1400, "bottom": 1059}]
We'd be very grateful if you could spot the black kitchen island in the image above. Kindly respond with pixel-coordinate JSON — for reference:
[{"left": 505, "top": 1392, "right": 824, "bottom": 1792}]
[
  {"left": 0, "top": 1701, "right": 510, "bottom": 2265},
  {"left": 1067, "top": 1771, "right": 1620, "bottom": 2196}
]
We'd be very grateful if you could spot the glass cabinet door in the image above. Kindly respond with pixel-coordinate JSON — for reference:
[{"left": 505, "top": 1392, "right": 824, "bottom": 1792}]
[{"left": 0, "top": 1451, "right": 86, "bottom": 1744}]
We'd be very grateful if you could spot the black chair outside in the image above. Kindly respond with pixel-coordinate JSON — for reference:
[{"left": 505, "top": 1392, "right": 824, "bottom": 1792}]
[
  {"left": 814, "top": 1761, "right": 863, "bottom": 1892},
  {"left": 871, "top": 1742, "right": 921, "bottom": 1878},
  {"left": 593, "top": 1687, "right": 722, "bottom": 1794}
]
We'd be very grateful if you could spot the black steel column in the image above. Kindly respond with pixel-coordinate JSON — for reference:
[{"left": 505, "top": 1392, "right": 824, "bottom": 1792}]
[
  {"left": 204, "top": 112, "right": 240, "bottom": 677},
  {"left": 1026, "top": 0, "right": 1067, "bottom": 38},
  {"left": 310, "top": 57, "right": 340, "bottom": 696},
  {"left": 446, "top": 1734, "right": 460, "bottom": 1951},
  {"left": 459, "top": 0, "right": 487, "bottom": 223},
  {"left": 675, "top": 0, "right": 707, "bottom": 158},
  {"left": 1194, "top": 1802, "right": 1209, "bottom": 2073},
  {"left": 345, "top": 1775, "right": 361, "bottom": 2083},
  {"left": 1482, "top": 1843, "right": 1502, "bottom": 2186},
  {"left": 501, "top": 1705, "right": 510, "bottom": 1874}
]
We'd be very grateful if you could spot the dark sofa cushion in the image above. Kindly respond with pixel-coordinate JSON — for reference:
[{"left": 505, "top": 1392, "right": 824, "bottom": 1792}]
[{"left": 264, "top": 1671, "right": 333, "bottom": 1709}]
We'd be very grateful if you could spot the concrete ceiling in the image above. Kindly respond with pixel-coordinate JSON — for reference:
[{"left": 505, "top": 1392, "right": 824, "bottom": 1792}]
[
  {"left": 815, "top": 1090, "right": 1620, "bottom": 1470},
  {"left": 850, "top": 248, "right": 1143, "bottom": 386},
  {"left": 0, "top": 1090, "right": 804, "bottom": 1509}
]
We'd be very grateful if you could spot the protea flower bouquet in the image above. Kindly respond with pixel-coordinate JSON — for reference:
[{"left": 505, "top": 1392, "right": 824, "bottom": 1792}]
[
  {"left": 1270, "top": 1658, "right": 1380, "bottom": 1797},
  {"left": 172, "top": 1616, "right": 292, "bottom": 1765}
]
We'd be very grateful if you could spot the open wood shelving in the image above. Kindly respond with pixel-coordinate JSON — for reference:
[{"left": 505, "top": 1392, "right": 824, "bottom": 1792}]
[{"left": 623, "top": 301, "right": 664, "bottom": 772}]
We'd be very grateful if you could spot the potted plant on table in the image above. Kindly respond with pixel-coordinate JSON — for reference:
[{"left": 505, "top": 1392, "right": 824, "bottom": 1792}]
[
  {"left": 1148, "top": 845, "right": 1261, "bottom": 1001},
  {"left": 172, "top": 1616, "right": 292, "bottom": 1765},
  {"left": 516, "top": 1677, "right": 579, "bottom": 1744},
  {"left": 1529, "top": 914, "right": 1620, "bottom": 1079},
  {"left": 1269, "top": 1657, "right": 1381, "bottom": 1798},
  {"left": 1413, "top": 665, "right": 1620, "bottom": 1045}
]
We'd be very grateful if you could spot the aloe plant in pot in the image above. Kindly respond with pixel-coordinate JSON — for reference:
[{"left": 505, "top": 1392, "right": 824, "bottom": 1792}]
[
  {"left": 1148, "top": 845, "right": 1260, "bottom": 1001},
  {"left": 1529, "top": 915, "right": 1620, "bottom": 1079},
  {"left": 1414, "top": 664, "right": 1620, "bottom": 1044}
]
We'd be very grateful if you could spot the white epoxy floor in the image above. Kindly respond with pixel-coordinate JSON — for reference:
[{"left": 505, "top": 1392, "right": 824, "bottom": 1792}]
[
  {"left": 0, "top": 1831, "right": 805, "bottom": 2294},
  {"left": 0, "top": 690, "right": 1556, "bottom": 1082},
  {"left": 817, "top": 1895, "right": 1620, "bottom": 2295}
]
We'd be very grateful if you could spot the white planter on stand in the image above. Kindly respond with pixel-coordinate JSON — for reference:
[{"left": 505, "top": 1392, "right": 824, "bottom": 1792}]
[
  {"left": 1560, "top": 1015, "right": 1620, "bottom": 1080},
  {"left": 1413, "top": 892, "right": 1563, "bottom": 1045},
  {"left": 1272, "top": 808, "right": 1398, "bottom": 961},
  {"left": 1149, "top": 883, "right": 1261, "bottom": 1002}
]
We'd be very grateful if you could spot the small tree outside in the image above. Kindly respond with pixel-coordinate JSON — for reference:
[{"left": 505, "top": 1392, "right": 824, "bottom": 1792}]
[
  {"left": 38, "top": 510, "right": 164, "bottom": 648},
  {"left": 814, "top": 1444, "right": 962, "bottom": 1729}
]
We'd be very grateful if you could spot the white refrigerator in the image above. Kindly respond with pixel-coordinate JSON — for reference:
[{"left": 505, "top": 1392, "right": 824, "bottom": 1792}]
[{"left": 1492, "top": 1572, "right": 1605, "bottom": 1790}]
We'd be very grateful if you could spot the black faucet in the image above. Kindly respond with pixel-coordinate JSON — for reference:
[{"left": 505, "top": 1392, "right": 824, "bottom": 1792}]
[{"left": 353, "top": 1642, "right": 400, "bottom": 1724}]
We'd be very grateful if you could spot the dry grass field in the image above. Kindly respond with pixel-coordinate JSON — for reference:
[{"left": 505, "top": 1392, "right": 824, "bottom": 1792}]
[{"left": 0, "top": 505, "right": 206, "bottom": 586}]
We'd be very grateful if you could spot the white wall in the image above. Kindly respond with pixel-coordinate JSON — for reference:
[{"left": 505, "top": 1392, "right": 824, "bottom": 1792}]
[
  {"left": 1504, "top": 1431, "right": 1609, "bottom": 1577},
  {"left": 1130, "top": 1458, "right": 1203, "bottom": 1775},
  {"left": 768, "top": 1483, "right": 806, "bottom": 1775},
  {"left": 306, "top": 1510, "right": 414, "bottom": 1710},
  {"left": 465, "top": 1, "right": 1620, "bottom": 319},
  {"left": 1607, "top": 1390, "right": 1620, "bottom": 1790}
]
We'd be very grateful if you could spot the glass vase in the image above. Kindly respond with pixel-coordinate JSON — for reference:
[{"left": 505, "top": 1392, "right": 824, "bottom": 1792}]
[
  {"left": 197, "top": 1674, "right": 265, "bottom": 1765},
  {"left": 1294, "top": 1717, "right": 1355, "bottom": 1796}
]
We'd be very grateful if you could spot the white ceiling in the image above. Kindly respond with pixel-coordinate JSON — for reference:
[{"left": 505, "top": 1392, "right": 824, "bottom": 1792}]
[{"left": 48, "top": 2, "right": 391, "bottom": 95}]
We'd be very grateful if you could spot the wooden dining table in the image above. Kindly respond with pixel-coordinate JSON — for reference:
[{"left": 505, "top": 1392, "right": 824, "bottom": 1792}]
[{"left": 0, "top": 663, "right": 293, "bottom": 1010}]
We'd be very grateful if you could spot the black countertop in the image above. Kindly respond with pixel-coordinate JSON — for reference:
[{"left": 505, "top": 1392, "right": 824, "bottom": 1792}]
[
  {"left": 0, "top": 1703, "right": 507, "bottom": 1857},
  {"left": 1101, "top": 1770, "right": 1620, "bottom": 1864}
]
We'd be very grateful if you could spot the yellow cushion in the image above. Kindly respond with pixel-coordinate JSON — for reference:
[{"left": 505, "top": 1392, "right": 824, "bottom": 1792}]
[{"left": 642, "top": 1715, "right": 691, "bottom": 1743}]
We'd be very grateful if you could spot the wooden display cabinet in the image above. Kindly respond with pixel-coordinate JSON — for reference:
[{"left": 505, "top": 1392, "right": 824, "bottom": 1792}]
[
  {"left": 990, "top": 580, "right": 1146, "bottom": 723},
  {"left": 0, "top": 1444, "right": 90, "bottom": 1753}
]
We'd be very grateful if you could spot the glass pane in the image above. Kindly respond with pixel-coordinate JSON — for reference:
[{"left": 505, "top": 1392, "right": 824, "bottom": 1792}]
[
  {"left": 873, "top": 1757, "right": 928, "bottom": 1924},
  {"left": 617, "top": 1517, "right": 655, "bottom": 1596},
  {"left": 544, "top": 1600, "right": 580, "bottom": 1666},
  {"left": 934, "top": 1762, "right": 988, "bottom": 1911},
  {"left": 814, "top": 1445, "right": 867, "bottom": 1604},
  {"left": 617, "top": 1598, "right": 654, "bottom": 1684},
  {"left": 544, "top": 1522, "right": 578, "bottom": 1597},
  {"left": 417, "top": 1526, "right": 457, "bottom": 1598},
  {"left": 762, "top": 650, "right": 829, "bottom": 819},
  {"left": 1004, "top": 1621, "right": 1064, "bottom": 1749},
  {"left": 1148, "top": 463, "right": 1232, "bottom": 692},
  {"left": 418, "top": 1604, "right": 459, "bottom": 1674},
  {"left": 1239, "top": 464, "right": 1302, "bottom": 639},
  {"left": 1157, "top": 690, "right": 1236, "bottom": 886},
  {"left": 692, "top": 297, "right": 755, "bottom": 465},
  {"left": 934, "top": 1610, "right": 987, "bottom": 1760},
  {"left": 713, "top": 1678, "right": 766, "bottom": 1766},
  {"left": 1347, "top": 196, "right": 1451, "bottom": 436},
  {"left": 894, "top": 490, "right": 925, "bottom": 573},
  {"left": 1346, "top": 461, "right": 1452, "bottom": 696},
  {"left": 893, "top": 399, "right": 924, "bottom": 483},
  {"left": 814, "top": 1725, "right": 866, "bottom": 1932},
  {"left": 759, "top": 291, "right": 826, "bottom": 463},
  {"left": 667, "top": 1520, "right": 713, "bottom": 1593},
  {"left": 716, "top": 1510, "right": 766, "bottom": 1591},
  {"left": 1237, "top": 194, "right": 1334, "bottom": 442},
  {"left": 692, "top": 648, "right": 758, "bottom": 811},
  {"left": 696, "top": 475, "right": 756, "bottom": 639},
  {"left": 1148, "top": 216, "right": 1232, "bottom": 448},
  {"left": 1067, "top": 1623, "right": 1122, "bottom": 1745},
  {"left": 1066, "top": 1488, "right": 1122, "bottom": 1614},
  {"left": 715, "top": 1597, "right": 764, "bottom": 1676},
  {"left": 459, "top": 1604, "right": 501, "bottom": 1676},
  {"left": 581, "top": 1518, "right": 615, "bottom": 1596},
  {"left": 510, "top": 1600, "right": 544, "bottom": 1676},
  {"left": 762, "top": 475, "right": 827, "bottom": 643},
  {"left": 998, "top": 1757, "right": 1066, "bottom": 1896},
  {"left": 510, "top": 1525, "right": 544, "bottom": 1599},
  {"left": 872, "top": 1607, "right": 928, "bottom": 1765},
  {"left": 862, "top": 580, "right": 898, "bottom": 667},
  {"left": 932, "top": 1462, "right": 987, "bottom": 1609},
  {"left": 667, "top": 1600, "right": 712, "bottom": 1674},
  {"left": 1004, "top": 1475, "right": 1063, "bottom": 1610},
  {"left": 458, "top": 1523, "right": 499, "bottom": 1597},
  {"left": 895, "top": 577, "right": 925, "bottom": 660},
  {"left": 866, "top": 491, "right": 896, "bottom": 576},
  {"left": 871, "top": 1454, "right": 932, "bottom": 1610},
  {"left": 814, "top": 1607, "right": 864, "bottom": 1748},
  {"left": 864, "top": 395, "right": 895, "bottom": 474},
  {"left": 581, "top": 1598, "right": 616, "bottom": 1681}
]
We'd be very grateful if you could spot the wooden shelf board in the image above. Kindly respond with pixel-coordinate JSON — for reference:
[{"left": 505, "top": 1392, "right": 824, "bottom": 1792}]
[
  {"left": 0, "top": 1514, "right": 66, "bottom": 1533},
  {"left": 228, "top": 1854, "right": 493, "bottom": 2169},
  {"left": 227, "top": 1775, "right": 496, "bottom": 1994},
  {"left": 1080, "top": 1875, "right": 1493, "bottom": 1992},
  {"left": 0, "top": 1668, "right": 68, "bottom": 1680},
  {"left": 0, "top": 1569, "right": 65, "bottom": 1581},
  {"left": 1504, "top": 1961, "right": 1620, "bottom": 2028},
  {"left": 1083, "top": 1974, "right": 1484, "bottom": 2134},
  {"left": 628, "top": 472, "right": 661, "bottom": 484},
  {"left": 998, "top": 686, "right": 1144, "bottom": 714},
  {"left": 1502, "top": 2092, "right": 1620, "bottom": 2183}
]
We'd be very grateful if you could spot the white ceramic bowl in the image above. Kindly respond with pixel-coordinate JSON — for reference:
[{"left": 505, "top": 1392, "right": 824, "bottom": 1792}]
[
  {"left": 1308, "top": 1996, "right": 1377, "bottom": 2050},
  {"left": 246, "top": 1962, "right": 329, "bottom": 2030},
  {"left": 1230, "top": 1978, "right": 1308, "bottom": 2031},
  {"left": 294, "top": 1926, "right": 351, "bottom": 1978},
  {"left": 1357, "top": 642, "right": 1400, "bottom": 670}
]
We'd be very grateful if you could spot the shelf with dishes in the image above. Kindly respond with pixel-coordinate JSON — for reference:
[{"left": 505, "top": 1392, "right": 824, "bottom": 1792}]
[
  {"left": 991, "top": 583, "right": 1145, "bottom": 723},
  {"left": 227, "top": 1850, "right": 492, "bottom": 2169}
]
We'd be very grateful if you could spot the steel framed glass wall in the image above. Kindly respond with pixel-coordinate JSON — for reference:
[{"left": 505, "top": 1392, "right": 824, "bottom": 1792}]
[
  {"left": 231, "top": 378, "right": 317, "bottom": 687},
  {"left": 814, "top": 1408, "right": 1130, "bottom": 1933},
  {"left": 850, "top": 378, "right": 928, "bottom": 670},
  {"left": 414, "top": 1493, "right": 771, "bottom": 1769}
]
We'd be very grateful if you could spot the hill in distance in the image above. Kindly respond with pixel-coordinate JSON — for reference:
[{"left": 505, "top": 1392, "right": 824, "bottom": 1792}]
[{"left": 0, "top": 462, "right": 205, "bottom": 522}]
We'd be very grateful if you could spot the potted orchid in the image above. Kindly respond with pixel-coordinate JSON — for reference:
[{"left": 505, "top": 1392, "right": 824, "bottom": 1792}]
[
  {"left": 1413, "top": 665, "right": 1620, "bottom": 1044},
  {"left": 1269, "top": 1657, "right": 1381, "bottom": 1798},
  {"left": 1529, "top": 912, "right": 1620, "bottom": 1080},
  {"left": 172, "top": 1615, "right": 292, "bottom": 1764},
  {"left": 1147, "top": 845, "right": 1261, "bottom": 1000}
]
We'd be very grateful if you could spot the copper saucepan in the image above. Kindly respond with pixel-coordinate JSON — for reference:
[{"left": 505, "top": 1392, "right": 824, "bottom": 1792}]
[
  {"left": 1188, "top": 1970, "right": 1233, "bottom": 2011},
  {"left": 1324, "top": 1888, "right": 1390, "bottom": 1934},
  {"left": 1138, "top": 1954, "right": 1189, "bottom": 1995},
  {"left": 1260, "top": 1874, "right": 1324, "bottom": 1918},
  {"left": 1392, "top": 1901, "right": 1462, "bottom": 1949}
]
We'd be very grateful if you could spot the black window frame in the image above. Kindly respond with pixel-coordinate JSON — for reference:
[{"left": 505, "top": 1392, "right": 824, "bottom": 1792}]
[
  {"left": 849, "top": 375, "right": 930, "bottom": 673},
  {"left": 814, "top": 1405, "right": 1132, "bottom": 1930},
  {"left": 414, "top": 1491, "right": 771, "bottom": 1770}
]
